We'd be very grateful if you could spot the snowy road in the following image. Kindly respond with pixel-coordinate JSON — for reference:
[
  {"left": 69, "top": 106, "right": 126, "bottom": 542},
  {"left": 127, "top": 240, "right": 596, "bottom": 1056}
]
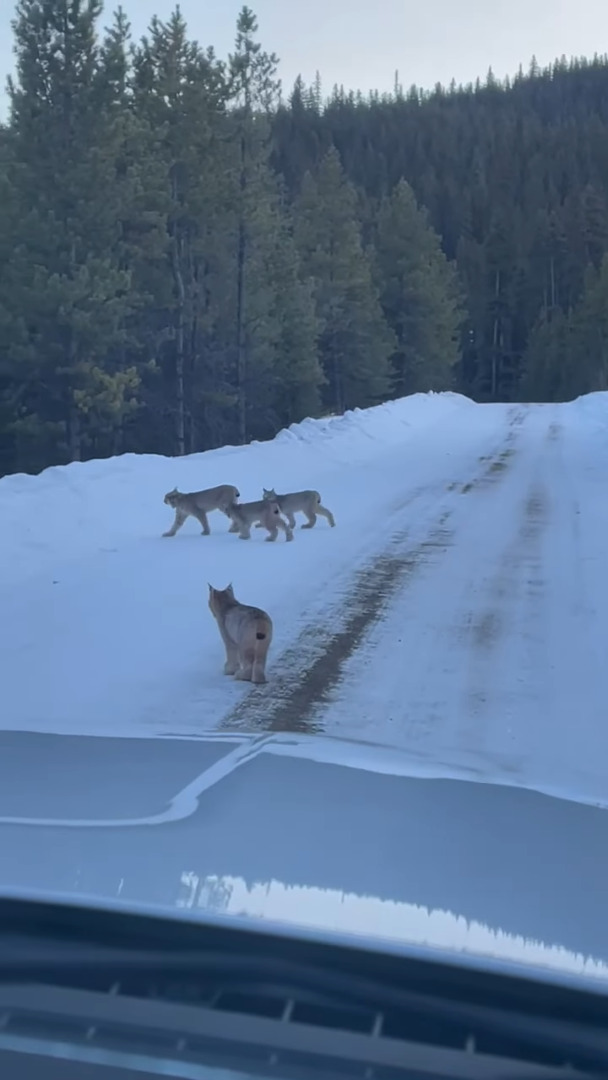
[
  {"left": 2, "top": 392, "right": 608, "bottom": 808},
  {"left": 309, "top": 402, "right": 608, "bottom": 807}
]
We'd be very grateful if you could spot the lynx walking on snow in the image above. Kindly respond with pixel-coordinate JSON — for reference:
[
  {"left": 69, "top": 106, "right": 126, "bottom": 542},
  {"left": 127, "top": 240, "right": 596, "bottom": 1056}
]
[
  {"left": 261, "top": 487, "right": 335, "bottom": 529},
  {"left": 225, "top": 498, "right": 294, "bottom": 542},
  {"left": 162, "top": 484, "right": 240, "bottom": 537},
  {"left": 208, "top": 584, "right": 273, "bottom": 684}
]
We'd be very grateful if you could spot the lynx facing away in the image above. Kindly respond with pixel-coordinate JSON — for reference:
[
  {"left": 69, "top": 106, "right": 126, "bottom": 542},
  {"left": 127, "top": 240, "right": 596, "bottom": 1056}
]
[
  {"left": 208, "top": 583, "right": 273, "bottom": 684},
  {"left": 162, "top": 484, "right": 239, "bottom": 537},
  {"left": 225, "top": 498, "right": 294, "bottom": 542},
  {"left": 261, "top": 487, "right": 335, "bottom": 529}
]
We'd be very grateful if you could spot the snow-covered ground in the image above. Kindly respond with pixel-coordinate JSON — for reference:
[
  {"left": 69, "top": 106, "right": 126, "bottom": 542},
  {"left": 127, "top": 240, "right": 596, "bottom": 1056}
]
[{"left": 2, "top": 391, "right": 608, "bottom": 808}]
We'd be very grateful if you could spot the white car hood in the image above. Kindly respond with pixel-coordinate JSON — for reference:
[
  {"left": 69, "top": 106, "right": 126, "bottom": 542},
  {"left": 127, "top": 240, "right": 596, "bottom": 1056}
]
[{"left": 1, "top": 729, "right": 607, "bottom": 990}]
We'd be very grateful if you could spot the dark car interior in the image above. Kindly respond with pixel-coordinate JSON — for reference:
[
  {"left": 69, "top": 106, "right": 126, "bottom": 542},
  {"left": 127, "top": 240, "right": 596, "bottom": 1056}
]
[{"left": 0, "top": 894, "right": 605, "bottom": 1079}]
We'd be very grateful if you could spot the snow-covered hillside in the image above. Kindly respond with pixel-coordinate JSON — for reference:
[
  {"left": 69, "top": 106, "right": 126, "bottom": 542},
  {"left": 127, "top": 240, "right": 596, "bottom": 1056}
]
[{"left": 2, "top": 391, "right": 608, "bottom": 808}]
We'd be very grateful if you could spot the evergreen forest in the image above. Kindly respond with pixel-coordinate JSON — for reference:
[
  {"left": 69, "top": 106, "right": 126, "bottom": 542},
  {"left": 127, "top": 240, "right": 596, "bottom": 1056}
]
[{"left": 1, "top": 0, "right": 608, "bottom": 476}]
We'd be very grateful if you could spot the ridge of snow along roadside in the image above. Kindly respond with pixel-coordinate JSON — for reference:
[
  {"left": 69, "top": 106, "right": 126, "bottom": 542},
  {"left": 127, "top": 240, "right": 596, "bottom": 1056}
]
[
  {"left": 567, "top": 390, "right": 608, "bottom": 433},
  {"left": 0, "top": 391, "right": 475, "bottom": 586}
]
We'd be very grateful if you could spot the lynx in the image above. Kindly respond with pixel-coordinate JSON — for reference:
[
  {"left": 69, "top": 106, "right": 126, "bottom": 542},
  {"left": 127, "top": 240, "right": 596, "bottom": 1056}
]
[
  {"left": 162, "top": 484, "right": 240, "bottom": 537},
  {"left": 225, "top": 498, "right": 294, "bottom": 542},
  {"left": 261, "top": 486, "right": 335, "bottom": 529},
  {"left": 208, "top": 583, "right": 273, "bottom": 684}
]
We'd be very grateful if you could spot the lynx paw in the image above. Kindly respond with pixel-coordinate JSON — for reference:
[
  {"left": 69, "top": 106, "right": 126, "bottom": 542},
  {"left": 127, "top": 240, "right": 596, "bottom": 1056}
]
[{"left": 234, "top": 668, "right": 253, "bottom": 681}]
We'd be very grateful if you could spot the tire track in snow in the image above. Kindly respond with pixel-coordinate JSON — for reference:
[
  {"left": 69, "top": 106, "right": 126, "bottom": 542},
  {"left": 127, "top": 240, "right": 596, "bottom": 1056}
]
[
  {"left": 221, "top": 512, "right": 454, "bottom": 735},
  {"left": 438, "top": 406, "right": 559, "bottom": 774},
  {"left": 219, "top": 419, "right": 522, "bottom": 736},
  {"left": 457, "top": 476, "right": 551, "bottom": 761}
]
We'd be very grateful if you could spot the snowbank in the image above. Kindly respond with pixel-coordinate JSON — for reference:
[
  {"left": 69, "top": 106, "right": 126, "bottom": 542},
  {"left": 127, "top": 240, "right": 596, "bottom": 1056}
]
[{"left": 567, "top": 390, "right": 608, "bottom": 433}]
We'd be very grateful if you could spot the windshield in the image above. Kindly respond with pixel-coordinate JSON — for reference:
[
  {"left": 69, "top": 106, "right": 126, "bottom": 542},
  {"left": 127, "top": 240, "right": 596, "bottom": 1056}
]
[{"left": 1, "top": 0, "right": 608, "bottom": 1000}]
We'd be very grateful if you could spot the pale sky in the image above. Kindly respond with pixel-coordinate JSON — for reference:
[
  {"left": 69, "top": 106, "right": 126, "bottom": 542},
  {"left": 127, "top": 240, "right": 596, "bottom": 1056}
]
[{"left": 1, "top": 0, "right": 607, "bottom": 117}]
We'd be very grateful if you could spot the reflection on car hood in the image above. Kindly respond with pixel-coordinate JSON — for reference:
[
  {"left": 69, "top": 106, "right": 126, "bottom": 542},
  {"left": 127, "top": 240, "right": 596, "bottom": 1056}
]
[{"left": 0, "top": 729, "right": 607, "bottom": 990}]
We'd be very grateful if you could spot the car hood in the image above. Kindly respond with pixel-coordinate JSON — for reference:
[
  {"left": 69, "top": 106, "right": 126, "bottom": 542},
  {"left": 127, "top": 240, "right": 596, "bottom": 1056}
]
[{"left": 1, "top": 728, "right": 607, "bottom": 990}]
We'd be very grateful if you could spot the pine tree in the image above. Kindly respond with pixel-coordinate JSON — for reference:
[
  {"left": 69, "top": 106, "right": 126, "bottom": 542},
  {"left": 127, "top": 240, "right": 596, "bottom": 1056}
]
[
  {"left": 242, "top": 182, "right": 322, "bottom": 435},
  {"left": 563, "top": 258, "right": 608, "bottom": 397},
  {"left": 520, "top": 311, "right": 570, "bottom": 402},
  {"left": 268, "top": 211, "right": 324, "bottom": 428},
  {"left": 0, "top": 132, "right": 27, "bottom": 474},
  {"left": 220, "top": 6, "right": 323, "bottom": 442},
  {"left": 374, "top": 179, "right": 463, "bottom": 395},
  {"left": 131, "top": 7, "right": 230, "bottom": 455},
  {"left": 96, "top": 10, "right": 171, "bottom": 458},
  {"left": 293, "top": 146, "right": 394, "bottom": 413},
  {"left": 226, "top": 5, "right": 279, "bottom": 443},
  {"left": 522, "top": 256, "right": 608, "bottom": 401},
  {"left": 5, "top": 0, "right": 144, "bottom": 467}
]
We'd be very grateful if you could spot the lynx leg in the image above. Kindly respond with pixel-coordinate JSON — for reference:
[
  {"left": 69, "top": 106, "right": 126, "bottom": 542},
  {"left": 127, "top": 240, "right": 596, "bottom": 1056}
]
[
  {"left": 265, "top": 525, "right": 279, "bottom": 542},
  {"left": 162, "top": 509, "right": 187, "bottom": 537},
  {"left": 251, "top": 652, "right": 267, "bottom": 684},
  {"left": 223, "top": 641, "right": 239, "bottom": 676},
  {"left": 318, "top": 504, "right": 336, "bottom": 527},
  {"left": 194, "top": 509, "right": 210, "bottom": 536},
  {"left": 278, "top": 518, "right": 294, "bottom": 542},
  {"left": 286, "top": 511, "right": 297, "bottom": 530},
  {"left": 234, "top": 647, "right": 254, "bottom": 681},
  {"left": 301, "top": 511, "right": 316, "bottom": 529},
  {"left": 238, "top": 524, "right": 252, "bottom": 540}
]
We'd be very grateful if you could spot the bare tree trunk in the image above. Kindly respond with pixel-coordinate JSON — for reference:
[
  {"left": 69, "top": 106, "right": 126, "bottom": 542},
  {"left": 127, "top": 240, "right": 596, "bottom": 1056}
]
[
  {"left": 187, "top": 252, "right": 200, "bottom": 455},
  {"left": 68, "top": 405, "right": 82, "bottom": 461},
  {"left": 66, "top": 330, "right": 82, "bottom": 461},
  {"left": 333, "top": 347, "right": 344, "bottom": 414},
  {"left": 236, "top": 214, "right": 247, "bottom": 444},
  {"left": 549, "top": 255, "right": 556, "bottom": 309},
  {"left": 327, "top": 245, "right": 344, "bottom": 412},
  {"left": 491, "top": 268, "right": 501, "bottom": 400},
  {"left": 171, "top": 236, "right": 186, "bottom": 456},
  {"left": 235, "top": 123, "right": 249, "bottom": 446}
]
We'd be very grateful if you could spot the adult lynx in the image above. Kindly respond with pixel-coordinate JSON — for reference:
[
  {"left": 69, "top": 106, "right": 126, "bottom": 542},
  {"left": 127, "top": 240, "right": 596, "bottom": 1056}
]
[
  {"left": 162, "top": 484, "right": 239, "bottom": 537},
  {"left": 225, "top": 498, "right": 294, "bottom": 542},
  {"left": 261, "top": 487, "right": 335, "bottom": 529},
  {"left": 208, "top": 584, "right": 273, "bottom": 684}
]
